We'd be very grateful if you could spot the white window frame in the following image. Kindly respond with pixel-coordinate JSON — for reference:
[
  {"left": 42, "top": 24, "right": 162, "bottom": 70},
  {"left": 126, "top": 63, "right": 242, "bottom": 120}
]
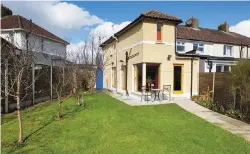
[
  {"left": 193, "top": 43, "right": 204, "bottom": 53},
  {"left": 216, "top": 64, "right": 231, "bottom": 72},
  {"left": 176, "top": 42, "right": 185, "bottom": 52},
  {"left": 224, "top": 45, "right": 233, "bottom": 57}
]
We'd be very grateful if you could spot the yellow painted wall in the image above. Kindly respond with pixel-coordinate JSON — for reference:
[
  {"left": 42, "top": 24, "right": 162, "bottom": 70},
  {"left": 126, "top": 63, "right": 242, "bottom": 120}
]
[
  {"left": 143, "top": 19, "right": 175, "bottom": 43},
  {"left": 102, "top": 22, "right": 144, "bottom": 91},
  {"left": 102, "top": 18, "right": 200, "bottom": 97}
]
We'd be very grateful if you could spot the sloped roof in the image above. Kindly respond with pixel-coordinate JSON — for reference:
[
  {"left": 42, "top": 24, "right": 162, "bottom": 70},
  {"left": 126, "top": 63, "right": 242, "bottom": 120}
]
[
  {"left": 142, "top": 10, "right": 182, "bottom": 22},
  {"left": 177, "top": 25, "right": 250, "bottom": 46},
  {"left": 1, "top": 15, "right": 69, "bottom": 45}
]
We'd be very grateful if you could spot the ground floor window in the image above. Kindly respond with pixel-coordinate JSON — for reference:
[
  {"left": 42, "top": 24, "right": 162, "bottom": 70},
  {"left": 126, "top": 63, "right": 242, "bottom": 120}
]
[
  {"left": 216, "top": 65, "right": 231, "bottom": 72},
  {"left": 112, "top": 67, "right": 116, "bottom": 88},
  {"left": 134, "top": 63, "right": 160, "bottom": 92},
  {"left": 121, "top": 65, "right": 126, "bottom": 90},
  {"left": 134, "top": 64, "right": 142, "bottom": 91},
  {"left": 146, "top": 65, "right": 159, "bottom": 89}
]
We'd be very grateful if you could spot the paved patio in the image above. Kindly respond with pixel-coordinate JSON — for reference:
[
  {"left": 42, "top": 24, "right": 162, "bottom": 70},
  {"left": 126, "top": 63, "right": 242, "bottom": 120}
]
[
  {"left": 110, "top": 92, "right": 250, "bottom": 142},
  {"left": 110, "top": 92, "right": 175, "bottom": 106}
]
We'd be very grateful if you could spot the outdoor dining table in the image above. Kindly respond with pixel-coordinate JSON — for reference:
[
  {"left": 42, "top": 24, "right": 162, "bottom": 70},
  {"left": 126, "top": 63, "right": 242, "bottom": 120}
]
[{"left": 151, "top": 89, "right": 162, "bottom": 102}]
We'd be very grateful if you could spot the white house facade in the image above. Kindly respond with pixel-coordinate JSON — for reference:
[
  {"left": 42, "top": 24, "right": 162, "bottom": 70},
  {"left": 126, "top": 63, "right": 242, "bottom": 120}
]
[
  {"left": 1, "top": 14, "right": 69, "bottom": 65},
  {"left": 176, "top": 18, "right": 250, "bottom": 73}
]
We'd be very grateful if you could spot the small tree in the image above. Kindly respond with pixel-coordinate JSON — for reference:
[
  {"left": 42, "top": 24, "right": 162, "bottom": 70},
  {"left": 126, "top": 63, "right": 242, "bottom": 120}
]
[
  {"left": 52, "top": 59, "right": 73, "bottom": 119},
  {"left": 230, "top": 60, "right": 250, "bottom": 120},
  {"left": 1, "top": 38, "right": 38, "bottom": 145},
  {"left": 67, "top": 34, "right": 108, "bottom": 105}
]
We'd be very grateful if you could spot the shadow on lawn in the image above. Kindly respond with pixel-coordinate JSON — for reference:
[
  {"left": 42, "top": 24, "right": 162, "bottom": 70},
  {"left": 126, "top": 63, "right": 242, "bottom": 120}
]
[
  {"left": 6, "top": 103, "right": 86, "bottom": 154},
  {"left": 61, "top": 104, "right": 86, "bottom": 118},
  {"left": 6, "top": 118, "right": 54, "bottom": 154}
]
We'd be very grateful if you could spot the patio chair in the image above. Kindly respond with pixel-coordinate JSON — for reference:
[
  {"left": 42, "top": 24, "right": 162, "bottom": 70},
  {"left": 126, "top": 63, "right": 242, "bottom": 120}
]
[
  {"left": 162, "top": 85, "right": 171, "bottom": 101},
  {"left": 141, "top": 86, "right": 151, "bottom": 102},
  {"left": 150, "top": 83, "right": 154, "bottom": 91}
]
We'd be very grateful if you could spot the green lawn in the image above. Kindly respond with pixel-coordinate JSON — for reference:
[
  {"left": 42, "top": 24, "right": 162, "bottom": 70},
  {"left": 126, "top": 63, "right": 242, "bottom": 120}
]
[{"left": 2, "top": 93, "right": 250, "bottom": 154}]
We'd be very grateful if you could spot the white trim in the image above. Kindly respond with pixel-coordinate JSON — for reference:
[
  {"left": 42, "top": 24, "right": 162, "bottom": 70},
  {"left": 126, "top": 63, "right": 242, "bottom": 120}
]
[
  {"left": 177, "top": 39, "right": 214, "bottom": 45},
  {"left": 121, "top": 40, "right": 174, "bottom": 52},
  {"left": 1, "top": 28, "right": 23, "bottom": 31},
  {"left": 1, "top": 28, "right": 68, "bottom": 45}
]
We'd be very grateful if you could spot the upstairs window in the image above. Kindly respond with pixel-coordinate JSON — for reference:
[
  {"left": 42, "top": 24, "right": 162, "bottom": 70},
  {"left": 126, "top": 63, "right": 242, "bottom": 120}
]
[
  {"left": 193, "top": 43, "right": 204, "bottom": 53},
  {"left": 156, "top": 23, "right": 163, "bottom": 41},
  {"left": 177, "top": 42, "right": 185, "bottom": 52},
  {"left": 224, "top": 45, "right": 232, "bottom": 56}
]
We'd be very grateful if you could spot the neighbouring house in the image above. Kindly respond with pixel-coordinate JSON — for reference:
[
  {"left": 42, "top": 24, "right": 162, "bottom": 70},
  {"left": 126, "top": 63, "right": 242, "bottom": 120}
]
[
  {"left": 100, "top": 10, "right": 250, "bottom": 99},
  {"left": 1, "top": 5, "right": 69, "bottom": 64},
  {"left": 0, "top": 5, "right": 70, "bottom": 112},
  {"left": 177, "top": 17, "right": 250, "bottom": 72}
]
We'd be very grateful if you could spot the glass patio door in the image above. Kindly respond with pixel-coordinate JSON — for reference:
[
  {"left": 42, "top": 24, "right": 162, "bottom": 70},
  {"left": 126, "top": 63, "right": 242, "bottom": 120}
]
[{"left": 173, "top": 64, "right": 183, "bottom": 94}]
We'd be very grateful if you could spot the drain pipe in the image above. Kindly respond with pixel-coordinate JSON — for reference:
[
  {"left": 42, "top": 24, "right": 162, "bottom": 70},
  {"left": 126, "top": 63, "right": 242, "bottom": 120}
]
[
  {"left": 125, "top": 52, "right": 129, "bottom": 96},
  {"left": 190, "top": 56, "right": 194, "bottom": 99}
]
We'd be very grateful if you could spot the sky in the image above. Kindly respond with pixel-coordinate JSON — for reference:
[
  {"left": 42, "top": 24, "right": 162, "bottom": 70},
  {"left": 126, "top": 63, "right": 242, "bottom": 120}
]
[{"left": 2, "top": 1, "right": 250, "bottom": 51}]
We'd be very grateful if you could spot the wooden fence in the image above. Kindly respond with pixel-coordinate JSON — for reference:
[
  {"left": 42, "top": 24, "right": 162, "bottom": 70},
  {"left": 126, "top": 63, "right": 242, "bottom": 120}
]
[{"left": 199, "top": 72, "right": 235, "bottom": 108}]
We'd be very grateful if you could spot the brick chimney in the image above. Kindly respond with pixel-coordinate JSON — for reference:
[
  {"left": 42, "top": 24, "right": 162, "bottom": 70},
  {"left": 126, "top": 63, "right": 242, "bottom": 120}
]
[
  {"left": 185, "top": 17, "right": 199, "bottom": 29},
  {"left": 1, "top": 4, "right": 12, "bottom": 18},
  {"left": 218, "top": 22, "right": 229, "bottom": 32}
]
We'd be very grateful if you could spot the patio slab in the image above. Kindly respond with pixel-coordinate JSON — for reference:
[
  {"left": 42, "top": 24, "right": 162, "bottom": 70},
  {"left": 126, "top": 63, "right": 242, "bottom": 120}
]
[{"left": 110, "top": 92, "right": 174, "bottom": 106}]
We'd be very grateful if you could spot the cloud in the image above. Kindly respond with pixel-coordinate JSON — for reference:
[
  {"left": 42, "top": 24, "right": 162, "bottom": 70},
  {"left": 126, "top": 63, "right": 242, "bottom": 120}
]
[
  {"left": 90, "top": 21, "right": 131, "bottom": 41},
  {"left": 2, "top": 1, "right": 104, "bottom": 41},
  {"left": 67, "top": 21, "right": 131, "bottom": 63},
  {"left": 3, "top": 1, "right": 103, "bottom": 30},
  {"left": 45, "top": 1, "right": 103, "bottom": 30},
  {"left": 230, "top": 19, "right": 250, "bottom": 37}
]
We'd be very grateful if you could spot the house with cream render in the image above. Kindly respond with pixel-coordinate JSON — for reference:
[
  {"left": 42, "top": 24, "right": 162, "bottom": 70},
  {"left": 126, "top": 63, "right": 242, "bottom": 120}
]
[{"left": 100, "top": 10, "right": 250, "bottom": 99}]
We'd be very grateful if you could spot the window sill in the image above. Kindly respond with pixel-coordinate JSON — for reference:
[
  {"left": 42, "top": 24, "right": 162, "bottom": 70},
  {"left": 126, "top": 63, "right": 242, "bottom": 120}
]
[{"left": 155, "top": 41, "right": 164, "bottom": 44}]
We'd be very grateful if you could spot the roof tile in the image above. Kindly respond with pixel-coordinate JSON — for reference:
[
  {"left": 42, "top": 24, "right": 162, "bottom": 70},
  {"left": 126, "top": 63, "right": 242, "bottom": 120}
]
[
  {"left": 142, "top": 10, "right": 182, "bottom": 22},
  {"left": 177, "top": 25, "right": 250, "bottom": 46},
  {"left": 1, "top": 15, "right": 69, "bottom": 45}
]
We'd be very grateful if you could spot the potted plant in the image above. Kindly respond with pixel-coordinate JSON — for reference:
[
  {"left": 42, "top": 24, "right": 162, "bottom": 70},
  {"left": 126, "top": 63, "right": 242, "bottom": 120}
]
[{"left": 146, "top": 77, "right": 152, "bottom": 88}]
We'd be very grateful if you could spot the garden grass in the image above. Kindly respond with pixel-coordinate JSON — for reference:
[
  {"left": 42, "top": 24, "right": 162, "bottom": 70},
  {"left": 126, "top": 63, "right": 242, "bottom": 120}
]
[{"left": 2, "top": 93, "right": 250, "bottom": 154}]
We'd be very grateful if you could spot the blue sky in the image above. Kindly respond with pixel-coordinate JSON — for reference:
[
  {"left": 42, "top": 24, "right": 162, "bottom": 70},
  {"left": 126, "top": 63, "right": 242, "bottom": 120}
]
[
  {"left": 72, "top": 1, "right": 250, "bottom": 27},
  {"left": 70, "top": 1, "right": 250, "bottom": 43},
  {"left": 3, "top": 1, "right": 250, "bottom": 46}
]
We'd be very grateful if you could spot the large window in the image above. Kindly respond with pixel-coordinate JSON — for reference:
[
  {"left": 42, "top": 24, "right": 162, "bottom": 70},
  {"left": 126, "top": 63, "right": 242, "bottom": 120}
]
[
  {"left": 193, "top": 43, "right": 204, "bottom": 53},
  {"left": 177, "top": 42, "right": 185, "bottom": 52},
  {"left": 224, "top": 45, "right": 232, "bottom": 56},
  {"left": 156, "top": 23, "right": 163, "bottom": 41}
]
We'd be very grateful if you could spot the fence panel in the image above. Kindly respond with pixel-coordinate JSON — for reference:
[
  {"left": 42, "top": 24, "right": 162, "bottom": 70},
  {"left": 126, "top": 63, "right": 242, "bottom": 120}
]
[
  {"left": 199, "top": 72, "right": 213, "bottom": 94},
  {"left": 199, "top": 72, "right": 234, "bottom": 109}
]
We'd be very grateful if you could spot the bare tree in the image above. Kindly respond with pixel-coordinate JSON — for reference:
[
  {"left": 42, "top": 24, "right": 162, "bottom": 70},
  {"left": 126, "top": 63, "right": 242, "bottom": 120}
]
[
  {"left": 1, "top": 22, "right": 49, "bottom": 144},
  {"left": 1, "top": 36, "right": 39, "bottom": 145},
  {"left": 52, "top": 58, "right": 73, "bottom": 119}
]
